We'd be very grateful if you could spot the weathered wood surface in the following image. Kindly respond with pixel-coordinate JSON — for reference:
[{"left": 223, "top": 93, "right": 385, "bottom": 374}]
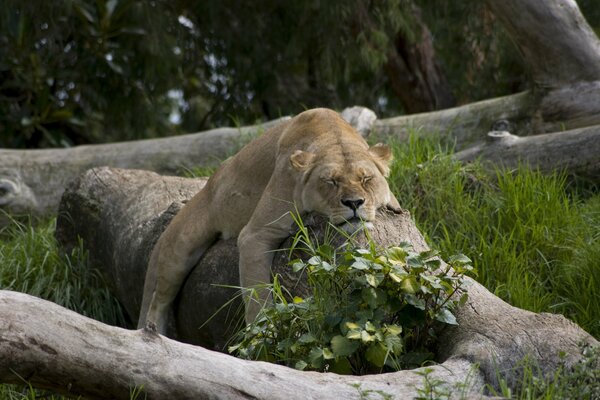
[
  {"left": 0, "top": 290, "right": 488, "bottom": 400},
  {"left": 0, "top": 117, "right": 288, "bottom": 219},
  {"left": 48, "top": 166, "right": 598, "bottom": 399},
  {"left": 375, "top": 81, "right": 600, "bottom": 148},
  {"left": 484, "top": 0, "right": 600, "bottom": 87},
  {"left": 454, "top": 125, "right": 600, "bottom": 180}
]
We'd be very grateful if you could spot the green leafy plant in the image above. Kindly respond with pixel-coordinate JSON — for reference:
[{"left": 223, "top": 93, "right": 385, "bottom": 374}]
[{"left": 229, "top": 219, "right": 472, "bottom": 375}]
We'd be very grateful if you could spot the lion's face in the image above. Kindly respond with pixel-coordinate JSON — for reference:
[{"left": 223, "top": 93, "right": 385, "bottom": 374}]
[{"left": 290, "top": 144, "right": 394, "bottom": 224}]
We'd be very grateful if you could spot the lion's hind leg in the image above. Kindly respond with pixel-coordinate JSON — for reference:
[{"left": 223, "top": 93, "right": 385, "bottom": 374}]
[{"left": 138, "top": 198, "right": 218, "bottom": 335}]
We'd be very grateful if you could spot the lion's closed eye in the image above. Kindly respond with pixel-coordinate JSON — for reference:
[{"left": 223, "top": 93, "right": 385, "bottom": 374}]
[{"left": 322, "top": 177, "right": 338, "bottom": 187}]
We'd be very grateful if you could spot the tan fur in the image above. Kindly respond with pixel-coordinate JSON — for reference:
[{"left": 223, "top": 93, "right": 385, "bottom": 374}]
[{"left": 138, "top": 108, "right": 402, "bottom": 331}]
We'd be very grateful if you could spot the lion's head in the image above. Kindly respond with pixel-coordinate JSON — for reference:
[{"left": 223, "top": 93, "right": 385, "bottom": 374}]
[{"left": 290, "top": 142, "right": 394, "bottom": 224}]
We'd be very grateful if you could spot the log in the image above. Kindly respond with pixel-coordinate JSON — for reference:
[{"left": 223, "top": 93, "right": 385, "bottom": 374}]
[
  {"left": 0, "top": 117, "right": 289, "bottom": 220},
  {"left": 454, "top": 125, "right": 600, "bottom": 181},
  {"left": 48, "top": 166, "right": 598, "bottom": 398},
  {"left": 374, "top": 81, "right": 600, "bottom": 148},
  {"left": 0, "top": 290, "right": 486, "bottom": 400},
  {"left": 0, "top": 107, "right": 376, "bottom": 221},
  {"left": 484, "top": 0, "right": 600, "bottom": 87}
]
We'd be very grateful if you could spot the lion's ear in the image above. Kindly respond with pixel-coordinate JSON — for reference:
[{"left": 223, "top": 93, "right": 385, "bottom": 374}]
[
  {"left": 369, "top": 143, "right": 393, "bottom": 177},
  {"left": 290, "top": 150, "right": 315, "bottom": 171},
  {"left": 369, "top": 143, "right": 393, "bottom": 163}
]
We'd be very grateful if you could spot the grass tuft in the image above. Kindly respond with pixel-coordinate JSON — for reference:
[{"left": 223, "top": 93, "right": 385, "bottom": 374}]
[{"left": 387, "top": 133, "right": 600, "bottom": 339}]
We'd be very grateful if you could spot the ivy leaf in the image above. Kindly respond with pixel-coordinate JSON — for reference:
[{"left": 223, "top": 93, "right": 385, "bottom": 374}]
[{"left": 331, "top": 335, "right": 359, "bottom": 357}]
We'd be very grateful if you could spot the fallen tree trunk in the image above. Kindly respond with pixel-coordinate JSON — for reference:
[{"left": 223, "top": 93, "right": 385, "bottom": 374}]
[
  {"left": 0, "top": 117, "right": 288, "bottom": 219},
  {"left": 0, "top": 290, "right": 484, "bottom": 400},
  {"left": 454, "top": 124, "right": 600, "bottom": 181},
  {"left": 4, "top": 85, "right": 600, "bottom": 221},
  {"left": 0, "top": 107, "right": 376, "bottom": 220},
  {"left": 47, "top": 166, "right": 598, "bottom": 399},
  {"left": 374, "top": 81, "right": 600, "bottom": 148}
]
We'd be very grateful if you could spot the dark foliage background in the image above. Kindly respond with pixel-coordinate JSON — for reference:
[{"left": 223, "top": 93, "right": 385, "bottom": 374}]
[{"left": 0, "top": 0, "right": 598, "bottom": 148}]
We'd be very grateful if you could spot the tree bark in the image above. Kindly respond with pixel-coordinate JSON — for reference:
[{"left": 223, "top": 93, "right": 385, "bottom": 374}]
[
  {"left": 383, "top": 1, "right": 456, "bottom": 112},
  {"left": 454, "top": 126, "right": 600, "bottom": 181},
  {"left": 0, "top": 290, "right": 486, "bottom": 400},
  {"left": 0, "top": 117, "right": 288, "bottom": 220},
  {"left": 484, "top": 0, "right": 600, "bottom": 87},
  {"left": 45, "top": 166, "right": 598, "bottom": 399}
]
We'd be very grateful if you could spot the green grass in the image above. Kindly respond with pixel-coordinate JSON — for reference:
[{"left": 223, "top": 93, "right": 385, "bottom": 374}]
[
  {"left": 0, "top": 216, "right": 126, "bottom": 400},
  {"left": 387, "top": 135, "right": 600, "bottom": 339},
  {"left": 0, "top": 217, "right": 124, "bottom": 325},
  {"left": 0, "top": 133, "right": 598, "bottom": 398}
]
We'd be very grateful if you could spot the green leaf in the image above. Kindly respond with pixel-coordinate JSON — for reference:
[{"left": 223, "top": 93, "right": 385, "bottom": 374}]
[
  {"left": 331, "top": 335, "right": 359, "bottom": 357},
  {"left": 366, "top": 273, "right": 384, "bottom": 287},
  {"left": 308, "top": 256, "right": 321, "bottom": 266},
  {"left": 389, "top": 272, "right": 403, "bottom": 283},
  {"left": 387, "top": 247, "right": 407, "bottom": 264},
  {"left": 317, "top": 244, "right": 335, "bottom": 260},
  {"left": 323, "top": 347, "right": 335, "bottom": 360},
  {"left": 351, "top": 259, "right": 369, "bottom": 270},
  {"left": 308, "top": 347, "right": 324, "bottom": 368},
  {"left": 346, "top": 329, "right": 362, "bottom": 340},
  {"left": 362, "top": 287, "right": 387, "bottom": 308},
  {"left": 345, "top": 321, "right": 360, "bottom": 330},
  {"left": 321, "top": 261, "right": 334, "bottom": 271},
  {"left": 364, "top": 321, "right": 377, "bottom": 332},
  {"left": 385, "top": 324, "right": 402, "bottom": 336},
  {"left": 384, "top": 333, "right": 403, "bottom": 354},
  {"left": 435, "top": 308, "right": 458, "bottom": 325},
  {"left": 329, "top": 358, "right": 353, "bottom": 374},
  {"left": 292, "top": 261, "right": 305, "bottom": 272},
  {"left": 366, "top": 343, "right": 388, "bottom": 368},
  {"left": 420, "top": 249, "right": 440, "bottom": 259},
  {"left": 298, "top": 333, "right": 316, "bottom": 344},
  {"left": 295, "top": 360, "right": 308, "bottom": 370},
  {"left": 361, "top": 330, "right": 376, "bottom": 343},
  {"left": 448, "top": 254, "right": 472, "bottom": 265},
  {"left": 407, "top": 255, "right": 423, "bottom": 268},
  {"left": 401, "top": 276, "right": 419, "bottom": 294}
]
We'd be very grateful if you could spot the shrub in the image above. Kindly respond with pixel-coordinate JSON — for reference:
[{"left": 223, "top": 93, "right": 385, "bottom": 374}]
[{"left": 229, "top": 220, "right": 472, "bottom": 374}]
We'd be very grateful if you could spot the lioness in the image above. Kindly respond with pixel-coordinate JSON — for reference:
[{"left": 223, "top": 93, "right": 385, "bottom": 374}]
[{"left": 138, "top": 108, "right": 402, "bottom": 333}]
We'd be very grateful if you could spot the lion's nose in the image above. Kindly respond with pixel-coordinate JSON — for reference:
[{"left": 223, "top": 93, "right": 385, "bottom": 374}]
[{"left": 341, "top": 198, "right": 365, "bottom": 211}]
